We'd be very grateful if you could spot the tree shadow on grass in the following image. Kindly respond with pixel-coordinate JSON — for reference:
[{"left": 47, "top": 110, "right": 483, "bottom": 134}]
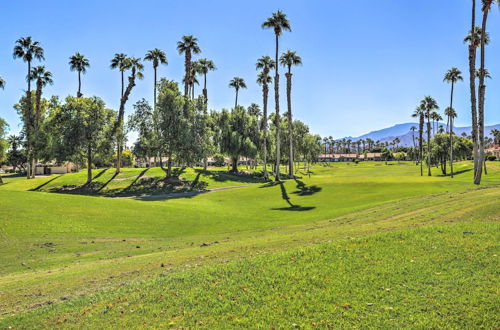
[
  {"left": 30, "top": 175, "right": 62, "bottom": 191},
  {"left": 292, "top": 178, "right": 322, "bottom": 196},
  {"left": 123, "top": 168, "right": 150, "bottom": 192},
  {"left": 271, "top": 181, "right": 315, "bottom": 211},
  {"left": 197, "top": 168, "right": 266, "bottom": 184},
  {"left": 92, "top": 168, "right": 109, "bottom": 180},
  {"left": 437, "top": 168, "right": 472, "bottom": 177}
]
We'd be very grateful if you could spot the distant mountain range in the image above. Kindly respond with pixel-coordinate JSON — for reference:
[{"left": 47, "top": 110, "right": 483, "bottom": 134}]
[{"left": 343, "top": 123, "right": 500, "bottom": 147}]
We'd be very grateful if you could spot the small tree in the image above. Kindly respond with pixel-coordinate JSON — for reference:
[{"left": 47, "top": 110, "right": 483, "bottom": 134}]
[{"left": 51, "top": 96, "right": 115, "bottom": 184}]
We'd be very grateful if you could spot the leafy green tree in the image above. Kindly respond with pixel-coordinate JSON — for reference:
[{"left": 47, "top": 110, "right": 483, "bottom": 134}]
[
  {"left": 156, "top": 79, "right": 190, "bottom": 177},
  {"left": 262, "top": 10, "right": 291, "bottom": 181},
  {"left": 177, "top": 35, "right": 201, "bottom": 97},
  {"left": 51, "top": 97, "right": 115, "bottom": 184},
  {"left": 381, "top": 148, "right": 393, "bottom": 165},
  {"left": 279, "top": 50, "right": 302, "bottom": 178},
  {"left": 256, "top": 56, "right": 275, "bottom": 179},
  {"left": 219, "top": 106, "right": 258, "bottom": 172},
  {"left": 6, "top": 135, "right": 26, "bottom": 173},
  {"left": 110, "top": 53, "right": 129, "bottom": 98},
  {"left": 197, "top": 58, "right": 216, "bottom": 104},
  {"left": 69, "top": 53, "right": 90, "bottom": 97},
  {"left": 128, "top": 99, "right": 155, "bottom": 166},
  {"left": 13, "top": 36, "right": 44, "bottom": 179},
  {"left": 229, "top": 77, "right": 246, "bottom": 108},
  {"left": 114, "top": 57, "right": 143, "bottom": 174}
]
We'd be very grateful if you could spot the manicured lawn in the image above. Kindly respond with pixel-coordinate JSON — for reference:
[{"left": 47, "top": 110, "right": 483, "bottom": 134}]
[{"left": 0, "top": 161, "right": 498, "bottom": 327}]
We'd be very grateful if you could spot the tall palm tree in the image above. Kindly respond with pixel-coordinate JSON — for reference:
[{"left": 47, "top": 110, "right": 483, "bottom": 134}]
[
  {"left": 115, "top": 57, "right": 144, "bottom": 174},
  {"left": 177, "top": 35, "right": 201, "bottom": 97},
  {"left": 445, "top": 107, "right": 458, "bottom": 178},
  {"left": 29, "top": 66, "right": 53, "bottom": 178},
  {"left": 0, "top": 76, "right": 5, "bottom": 89},
  {"left": 412, "top": 106, "right": 425, "bottom": 175},
  {"left": 13, "top": 36, "right": 44, "bottom": 179},
  {"left": 144, "top": 48, "right": 167, "bottom": 110},
  {"left": 421, "top": 97, "right": 439, "bottom": 176},
  {"left": 69, "top": 53, "right": 89, "bottom": 97},
  {"left": 443, "top": 68, "right": 463, "bottom": 133},
  {"left": 197, "top": 58, "right": 216, "bottom": 105},
  {"left": 262, "top": 10, "right": 291, "bottom": 181},
  {"left": 475, "top": 0, "right": 499, "bottom": 184},
  {"left": 110, "top": 53, "right": 130, "bottom": 98},
  {"left": 279, "top": 50, "right": 302, "bottom": 178},
  {"left": 256, "top": 56, "right": 275, "bottom": 179},
  {"left": 188, "top": 61, "right": 201, "bottom": 99},
  {"left": 229, "top": 77, "right": 246, "bottom": 108}
]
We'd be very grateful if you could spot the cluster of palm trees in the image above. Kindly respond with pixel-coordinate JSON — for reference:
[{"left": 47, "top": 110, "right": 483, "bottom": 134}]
[
  {"left": 411, "top": 0, "right": 498, "bottom": 183},
  {"left": 322, "top": 137, "right": 389, "bottom": 155}
]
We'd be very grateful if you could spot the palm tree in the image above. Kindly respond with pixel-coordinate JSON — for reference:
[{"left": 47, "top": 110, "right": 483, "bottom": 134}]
[
  {"left": 256, "top": 56, "right": 275, "bottom": 179},
  {"left": 229, "top": 77, "right": 246, "bottom": 108},
  {"left": 115, "top": 57, "right": 144, "bottom": 174},
  {"left": 144, "top": 48, "right": 167, "bottom": 110},
  {"left": 445, "top": 107, "right": 458, "bottom": 178},
  {"left": 465, "top": 1, "right": 487, "bottom": 183},
  {"left": 412, "top": 106, "right": 425, "bottom": 176},
  {"left": 279, "top": 50, "right": 302, "bottom": 178},
  {"left": 13, "top": 36, "right": 44, "bottom": 179},
  {"left": 29, "top": 66, "right": 53, "bottom": 178},
  {"left": 475, "top": 0, "right": 499, "bottom": 184},
  {"left": 443, "top": 68, "right": 463, "bottom": 132},
  {"left": 0, "top": 76, "right": 5, "bottom": 89},
  {"left": 476, "top": 68, "right": 491, "bottom": 80},
  {"left": 197, "top": 58, "right": 216, "bottom": 105},
  {"left": 188, "top": 61, "right": 201, "bottom": 99},
  {"left": 421, "top": 97, "right": 439, "bottom": 176},
  {"left": 69, "top": 53, "right": 89, "bottom": 97},
  {"left": 262, "top": 10, "right": 291, "bottom": 181},
  {"left": 177, "top": 35, "right": 201, "bottom": 97},
  {"left": 110, "top": 53, "right": 130, "bottom": 98}
]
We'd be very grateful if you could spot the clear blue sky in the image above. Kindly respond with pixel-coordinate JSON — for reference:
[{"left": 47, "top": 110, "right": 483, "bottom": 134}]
[{"left": 1, "top": 0, "right": 499, "bottom": 139}]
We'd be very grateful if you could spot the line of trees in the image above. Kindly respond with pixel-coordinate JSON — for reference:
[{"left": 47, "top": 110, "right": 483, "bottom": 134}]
[
  {"left": 1, "top": 11, "right": 322, "bottom": 183},
  {"left": 409, "top": 0, "right": 498, "bottom": 183}
]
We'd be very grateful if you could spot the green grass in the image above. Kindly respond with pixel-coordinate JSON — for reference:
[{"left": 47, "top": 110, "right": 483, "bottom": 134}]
[{"left": 0, "top": 161, "right": 498, "bottom": 327}]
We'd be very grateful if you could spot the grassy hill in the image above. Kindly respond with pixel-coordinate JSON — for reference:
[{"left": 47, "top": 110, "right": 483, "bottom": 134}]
[{"left": 0, "top": 161, "right": 498, "bottom": 327}]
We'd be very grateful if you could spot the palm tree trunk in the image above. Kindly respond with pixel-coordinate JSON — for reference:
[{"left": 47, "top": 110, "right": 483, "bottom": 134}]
[
  {"left": 449, "top": 81, "right": 454, "bottom": 178},
  {"left": 419, "top": 115, "right": 424, "bottom": 176},
  {"left": 475, "top": 5, "right": 490, "bottom": 185},
  {"left": 77, "top": 70, "right": 82, "bottom": 97},
  {"left": 286, "top": 70, "right": 294, "bottom": 178},
  {"left": 115, "top": 69, "right": 137, "bottom": 174},
  {"left": 121, "top": 71, "right": 124, "bottom": 99},
  {"left": 203, "top": 73, "right": 208, "bottom": 105},
  {"left": 468, "top": 0, "right": 480, "bottom": 181},
  {"left": 427, "top": 114, "right": 432, "bottom": 176},
  {"left": 26, "top": 61, "right": 32, "bottom": 179},
  {"left": 274, "top": 34, "right": 281, "bottom": 181},
  {"left": 184, "top": 52, "right": 191, "bottom": 97},
  {"left": 262, "top": 83, "right": 269, "bottom": 179},
  {"left": 87, "top": 144, "right": 92, "bottom": 184},
  {"left": 235, "top": 89, "right": 238, "bottom": 108}
]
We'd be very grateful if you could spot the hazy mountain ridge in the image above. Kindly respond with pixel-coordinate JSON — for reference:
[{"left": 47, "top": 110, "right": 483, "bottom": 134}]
[{"left": 343, "top": 123, "right": 500, "bottom": 147}]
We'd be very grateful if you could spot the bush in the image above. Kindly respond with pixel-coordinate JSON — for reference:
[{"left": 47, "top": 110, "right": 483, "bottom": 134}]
[
  {"left": 486, "top": 155, "right": 497, "bottom": 161},
  {"left": 213, "top": 153, "right": 226, "bottom": 167}
]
